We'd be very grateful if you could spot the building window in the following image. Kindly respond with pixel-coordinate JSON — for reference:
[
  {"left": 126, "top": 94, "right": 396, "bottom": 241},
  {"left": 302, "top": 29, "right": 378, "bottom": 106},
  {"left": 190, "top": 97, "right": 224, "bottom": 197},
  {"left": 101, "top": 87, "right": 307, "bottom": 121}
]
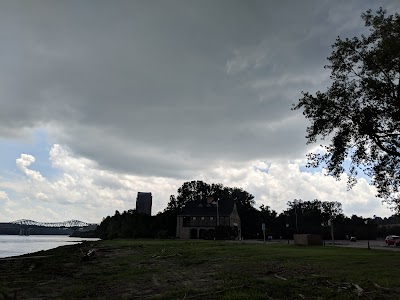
[
  {"left": 201, "top": 217, "right": 205, "bottom": 220},
  {"left": 183, "top": 217, "right": 190, "bottom": 227},
  {"left": 210, "top": 217, "right": 214, "bottom": 220},
  {"left": 192, "top": 217, "right": 196, "bottom": 220}
]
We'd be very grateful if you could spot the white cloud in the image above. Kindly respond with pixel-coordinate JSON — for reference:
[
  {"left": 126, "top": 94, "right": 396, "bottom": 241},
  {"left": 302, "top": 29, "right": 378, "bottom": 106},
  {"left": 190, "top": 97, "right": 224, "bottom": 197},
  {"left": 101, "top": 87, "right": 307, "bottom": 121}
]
[
  {"left": 0, "top": 145, "right": 182, "bottom": 222},
  {"left": 204, "top": 160, "right": 392, "bottom": 218},
  {"left": 0, "top": 144, "right": 393, "bottom": 223},
  {"left": 0, "top": 191, "right": 9, "bottom": 201},
  {"left": 35, "top": 192, "right": 49, "bottom": 201},
  {"left": 16, "top": 154, "right": 46, "bottom": 182}
]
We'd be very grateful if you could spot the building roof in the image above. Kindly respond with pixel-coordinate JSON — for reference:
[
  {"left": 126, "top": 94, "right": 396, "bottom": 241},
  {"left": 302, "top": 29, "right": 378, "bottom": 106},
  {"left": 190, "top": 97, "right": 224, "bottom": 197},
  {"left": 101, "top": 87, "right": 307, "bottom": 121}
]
[
  {"left": 136, "top": 192, "right": 152, "bottom": 216},
  {"left": 137, "top": 192, "right": 152, "bottom": 198},
  {"left": 179, "top": 198, "right": 236, "bottom": 216}
]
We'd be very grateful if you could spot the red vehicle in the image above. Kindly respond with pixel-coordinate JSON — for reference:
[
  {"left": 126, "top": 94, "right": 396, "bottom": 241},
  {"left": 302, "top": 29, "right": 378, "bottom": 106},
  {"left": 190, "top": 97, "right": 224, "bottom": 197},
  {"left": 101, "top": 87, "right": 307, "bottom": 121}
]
[{"left": 385, "top": 235, "right": 400, "bottom": 246}]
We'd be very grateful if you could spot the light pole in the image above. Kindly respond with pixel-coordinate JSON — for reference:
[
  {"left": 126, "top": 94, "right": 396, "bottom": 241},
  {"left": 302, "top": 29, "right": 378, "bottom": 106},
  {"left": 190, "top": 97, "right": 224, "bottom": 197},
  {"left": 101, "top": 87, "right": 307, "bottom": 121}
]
[
  {"left": 293, "top": 199, "right": 299, "bottom": 233},
  {"left": 216, "top": 197, "right": 219, "bottom": 226},
  {"left": 213, "top": 197, "right": 220, "bottom": 241},
  {"left": 321, "top": 222, "right": 326, "bottom": 246},
  {"left": 365, "top": 220, "right": 370, "bottom": 250},
  {"left": 286, "top": 223, "right": 290, "bottom": 244},
  {"left": 328, "top": 219, "right": 335, "bottom": 246}
]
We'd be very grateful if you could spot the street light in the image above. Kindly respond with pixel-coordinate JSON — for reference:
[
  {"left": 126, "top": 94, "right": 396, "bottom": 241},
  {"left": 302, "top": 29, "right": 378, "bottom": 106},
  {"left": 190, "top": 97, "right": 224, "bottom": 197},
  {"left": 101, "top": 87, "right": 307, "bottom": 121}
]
[
  {"left": 293, "top": 199, "right": 299, "bottom": 233},
  {"left": 286, "top": 223, "right": 290, "bottom": 244},
  {"left": 216, "top": 197, "right": 219, "bottom": 226},
  {"left": 321, "top": 222, "right": 327, "bottom": 246},
  {"left": 328, "top": 219, "right": 335, "bottom": 246},
  {"left": 365, "top": 220, "right": 370, "bottom": 250}
]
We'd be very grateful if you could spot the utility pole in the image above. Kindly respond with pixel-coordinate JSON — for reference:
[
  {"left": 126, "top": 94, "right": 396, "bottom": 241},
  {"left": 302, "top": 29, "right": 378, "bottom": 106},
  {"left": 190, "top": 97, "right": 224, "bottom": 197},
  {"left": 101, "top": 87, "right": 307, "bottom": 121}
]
[
  {"left": 216, "top": 197, "right": 219, "bottom": 226},
  {"left": 365, "top": 220, "right": 370, "bottom": 250},
  {"left": 286, "top": 223, "right": 290, "bottom": 244},
  {"left": 262, "top": 223, "right": 266, "bottom": 243},
  {"left": 321, "top": 222, "right": 326, "bottom": 246},
  {"left": 328, "top": 219, "right": 335, "bottom": 245},
  {"left": 294, "top": 199, "right": 299, "bottom": 233}
]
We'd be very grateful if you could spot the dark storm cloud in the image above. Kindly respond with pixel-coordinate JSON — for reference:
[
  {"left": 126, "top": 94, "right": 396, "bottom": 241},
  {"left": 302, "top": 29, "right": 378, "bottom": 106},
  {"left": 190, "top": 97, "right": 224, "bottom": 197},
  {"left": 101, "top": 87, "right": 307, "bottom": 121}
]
[{"left": 0, "top": 0, "right": 398, "bottom": 178}]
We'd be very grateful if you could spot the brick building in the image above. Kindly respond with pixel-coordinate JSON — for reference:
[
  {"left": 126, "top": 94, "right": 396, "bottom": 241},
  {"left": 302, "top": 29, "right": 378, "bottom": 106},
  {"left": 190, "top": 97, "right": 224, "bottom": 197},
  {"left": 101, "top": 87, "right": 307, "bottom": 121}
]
[{"left": 176, "top": 196, "right": 241, "bottom": 239}]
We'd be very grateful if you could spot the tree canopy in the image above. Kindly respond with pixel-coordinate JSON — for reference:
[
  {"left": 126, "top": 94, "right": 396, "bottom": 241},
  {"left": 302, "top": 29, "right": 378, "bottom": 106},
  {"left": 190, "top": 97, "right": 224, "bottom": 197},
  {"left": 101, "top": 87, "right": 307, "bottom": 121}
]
[
  {"left": 165, "top": 180, "right": 255, "bottom": 213},
  {"left": 293, "top": 8, "right": 400, "bottom": 209},
  {"left": 284, "top": 199, "right": 343, "bottom": 234}
]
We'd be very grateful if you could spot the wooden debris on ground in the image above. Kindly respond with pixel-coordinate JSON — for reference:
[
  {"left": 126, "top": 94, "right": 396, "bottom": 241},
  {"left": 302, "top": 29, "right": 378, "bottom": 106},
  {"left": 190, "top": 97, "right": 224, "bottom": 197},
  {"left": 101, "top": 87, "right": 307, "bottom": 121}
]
[
  {"left": 151, "top": 253, "right": 182, "bottom": 259},
  {"left": 80, "top": 248, "right": 98, "bottom": 262},
  {"left": 352, "top": 283, "right": 364, "bottom": 296},
  {"left": 274, "top": 274, "right": 287, "bottom": 281},
  {"left": 186, "top": 284, "right": 246, "bottom": 299}
]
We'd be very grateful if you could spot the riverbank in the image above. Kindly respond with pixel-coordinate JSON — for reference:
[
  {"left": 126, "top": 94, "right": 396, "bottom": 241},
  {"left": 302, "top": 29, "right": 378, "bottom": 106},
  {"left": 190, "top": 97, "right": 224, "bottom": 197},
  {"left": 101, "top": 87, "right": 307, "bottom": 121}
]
[{"left": 1, "top": 239, "right": 400, "bottom": 299}]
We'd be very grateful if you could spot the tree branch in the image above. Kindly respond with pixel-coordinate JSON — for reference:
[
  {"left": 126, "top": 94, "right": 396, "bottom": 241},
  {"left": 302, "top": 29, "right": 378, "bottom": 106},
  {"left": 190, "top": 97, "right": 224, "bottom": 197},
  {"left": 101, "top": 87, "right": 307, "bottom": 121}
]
[
  {"left": 351, "top": 47, "right": 397, "bottom": 100},
  {"left": 375, "top": 132, "right": 400, "bottom": 137},
  {"left": 371, "top": 134, "right": 400, "bottom": 157}
]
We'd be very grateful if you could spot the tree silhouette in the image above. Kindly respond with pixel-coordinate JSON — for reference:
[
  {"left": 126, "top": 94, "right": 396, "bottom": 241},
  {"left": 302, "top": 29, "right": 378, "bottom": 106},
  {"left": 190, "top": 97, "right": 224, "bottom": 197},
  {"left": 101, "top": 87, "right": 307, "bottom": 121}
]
[{"left": 293, "top": 8, "right": 400, "bottom": 209}]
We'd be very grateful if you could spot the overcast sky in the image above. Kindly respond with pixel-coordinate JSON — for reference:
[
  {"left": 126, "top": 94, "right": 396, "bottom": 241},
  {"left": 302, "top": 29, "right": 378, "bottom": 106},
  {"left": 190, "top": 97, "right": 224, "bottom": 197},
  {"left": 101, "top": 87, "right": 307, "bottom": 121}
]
[{"left": 0, "top": 0, "right": 399, "bottom": 223}]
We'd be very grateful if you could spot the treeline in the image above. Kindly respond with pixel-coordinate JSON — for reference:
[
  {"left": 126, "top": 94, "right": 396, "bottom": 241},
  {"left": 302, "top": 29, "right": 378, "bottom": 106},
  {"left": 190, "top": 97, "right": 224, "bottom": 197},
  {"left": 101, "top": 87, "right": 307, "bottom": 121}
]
[
  {"left": 96, "top": 180, "right": 400, "bottom": 240},
  {"left": 96, "top": 209, "right": 175, "bottom": 240}
]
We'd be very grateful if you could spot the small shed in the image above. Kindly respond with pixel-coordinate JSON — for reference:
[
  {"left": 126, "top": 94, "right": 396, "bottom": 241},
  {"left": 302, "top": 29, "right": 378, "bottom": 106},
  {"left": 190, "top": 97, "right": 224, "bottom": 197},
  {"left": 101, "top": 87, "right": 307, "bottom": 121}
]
[{"left": 294, "top": 234, "right": 323, "bottom": 246}]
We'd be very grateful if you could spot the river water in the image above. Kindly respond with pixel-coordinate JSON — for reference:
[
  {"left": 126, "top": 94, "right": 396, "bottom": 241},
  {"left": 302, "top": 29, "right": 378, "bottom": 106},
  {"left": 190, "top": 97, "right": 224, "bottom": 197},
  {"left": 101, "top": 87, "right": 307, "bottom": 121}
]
[{"left": 0, "top": 235, "right": 99, "bottom": 258}]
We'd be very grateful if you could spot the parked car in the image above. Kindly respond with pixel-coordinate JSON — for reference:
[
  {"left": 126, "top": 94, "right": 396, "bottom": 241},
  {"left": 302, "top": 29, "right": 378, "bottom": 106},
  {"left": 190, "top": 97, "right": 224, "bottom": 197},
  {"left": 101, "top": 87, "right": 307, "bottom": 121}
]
[
  {"left": 350, "top": 237, "right": 357, "bottom": 242},
  {"left": 385, "top": 235, "right": 400, "bottom": 246}
]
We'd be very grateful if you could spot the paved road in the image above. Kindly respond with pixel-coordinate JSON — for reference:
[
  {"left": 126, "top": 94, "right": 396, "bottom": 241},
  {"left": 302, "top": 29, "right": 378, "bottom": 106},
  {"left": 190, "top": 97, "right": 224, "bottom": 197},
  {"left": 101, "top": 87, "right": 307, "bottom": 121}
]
[
  {"left": 326, "top": 239, "right": 400, "bottom": 251},
  {"left": 231, "top": 239, "right": 400, "bottom": 251}
]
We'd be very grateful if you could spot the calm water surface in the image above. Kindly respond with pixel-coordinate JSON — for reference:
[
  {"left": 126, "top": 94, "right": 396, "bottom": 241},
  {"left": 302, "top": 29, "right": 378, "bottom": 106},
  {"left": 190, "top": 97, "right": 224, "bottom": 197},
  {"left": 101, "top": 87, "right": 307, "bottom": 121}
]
[{"left": 0, "top": 235, "right": 99, "bottom": 258}]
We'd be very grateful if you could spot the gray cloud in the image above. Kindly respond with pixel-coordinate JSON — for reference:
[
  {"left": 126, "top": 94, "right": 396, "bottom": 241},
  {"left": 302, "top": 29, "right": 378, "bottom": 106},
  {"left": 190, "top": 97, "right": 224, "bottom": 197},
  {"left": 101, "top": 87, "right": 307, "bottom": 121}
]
[{"left": 0, "top": 0, "right": 399, "bottom": 179}]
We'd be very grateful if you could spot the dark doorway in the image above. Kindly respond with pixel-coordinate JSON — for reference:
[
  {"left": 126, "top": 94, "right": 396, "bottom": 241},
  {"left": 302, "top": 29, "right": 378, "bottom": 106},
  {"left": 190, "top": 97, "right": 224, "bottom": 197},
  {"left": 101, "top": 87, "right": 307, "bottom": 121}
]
[
  {"left": 207, "top": 229, "right": 215, "bottom": 240},
  {"left": 199, "top": 229, "right": 206, "bottom": 239},
  {"left": 190, "top": 228, "right": 198, "bottom": 239}
]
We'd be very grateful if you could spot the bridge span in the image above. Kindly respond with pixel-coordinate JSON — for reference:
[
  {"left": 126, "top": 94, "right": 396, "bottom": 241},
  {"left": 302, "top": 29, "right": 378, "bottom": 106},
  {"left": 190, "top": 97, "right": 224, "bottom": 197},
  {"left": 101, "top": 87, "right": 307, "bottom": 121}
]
[
  {"left": 0, "top": 219, "right": 97, "bottom": 236},
  {"left": 11, "top": 219, "right": 89, "bottom": 228}
]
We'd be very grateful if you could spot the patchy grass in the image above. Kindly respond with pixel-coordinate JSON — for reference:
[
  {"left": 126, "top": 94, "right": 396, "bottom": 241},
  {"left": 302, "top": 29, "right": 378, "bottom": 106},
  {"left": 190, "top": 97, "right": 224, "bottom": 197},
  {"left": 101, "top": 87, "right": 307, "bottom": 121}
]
[{"left": 0, "top": 240, "right": 399, "bottom": 299}]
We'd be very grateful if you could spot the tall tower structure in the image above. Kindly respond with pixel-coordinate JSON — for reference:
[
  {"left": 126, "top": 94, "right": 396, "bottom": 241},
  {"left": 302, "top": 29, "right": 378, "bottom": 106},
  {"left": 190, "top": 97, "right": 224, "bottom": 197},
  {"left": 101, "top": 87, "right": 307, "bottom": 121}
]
[{"left": 136, "top": 192, "right": 152, "bottom": 215}]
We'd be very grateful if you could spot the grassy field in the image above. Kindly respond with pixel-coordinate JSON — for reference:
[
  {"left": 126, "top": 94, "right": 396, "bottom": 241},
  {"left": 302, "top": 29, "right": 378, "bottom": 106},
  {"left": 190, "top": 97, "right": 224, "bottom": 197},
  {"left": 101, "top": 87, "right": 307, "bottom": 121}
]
[{"left": 0, "top": 239, "right": 399, "bottom": 299}]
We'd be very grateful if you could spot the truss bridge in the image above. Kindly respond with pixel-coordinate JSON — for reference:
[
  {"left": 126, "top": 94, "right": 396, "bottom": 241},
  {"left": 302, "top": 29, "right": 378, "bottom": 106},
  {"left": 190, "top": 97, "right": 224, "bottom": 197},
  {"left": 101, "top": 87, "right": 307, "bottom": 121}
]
[{"left": 11, "top": 219, "right": 89, "bottom": 228}]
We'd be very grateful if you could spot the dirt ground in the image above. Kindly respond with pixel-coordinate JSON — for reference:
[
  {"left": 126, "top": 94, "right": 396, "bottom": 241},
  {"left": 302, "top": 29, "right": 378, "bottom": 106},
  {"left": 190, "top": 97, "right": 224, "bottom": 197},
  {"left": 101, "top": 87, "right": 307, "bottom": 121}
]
[{"left": 1, "top": 239, "right": 400, "bottom": 299}]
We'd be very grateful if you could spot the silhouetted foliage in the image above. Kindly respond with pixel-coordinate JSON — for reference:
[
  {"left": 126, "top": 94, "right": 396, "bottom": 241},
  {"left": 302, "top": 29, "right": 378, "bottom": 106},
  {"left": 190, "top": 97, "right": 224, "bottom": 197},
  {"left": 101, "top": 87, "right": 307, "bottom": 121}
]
[
  {"left": 97, "top": 181, "right": 396, "bottom": 241},
  {"left": 96, "top": 212, "right": 172, "bottom": 239},
  {"left": 293, "top": 8, "right": 400, "bottom": 210},
  {"left": 283, "top": 199, "right": 343, "bottom": 236}
]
